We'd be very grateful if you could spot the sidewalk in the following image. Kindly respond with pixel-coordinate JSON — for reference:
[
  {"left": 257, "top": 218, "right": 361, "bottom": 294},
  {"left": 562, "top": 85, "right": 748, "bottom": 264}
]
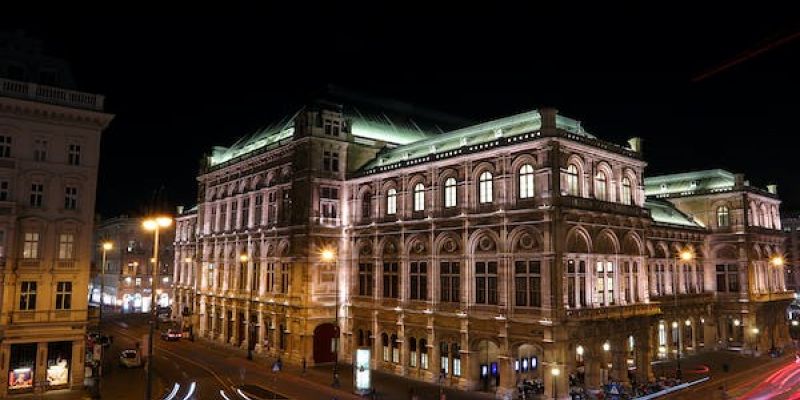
[{"left": 200, "top": 338, "right": 497, "bottom": 400}]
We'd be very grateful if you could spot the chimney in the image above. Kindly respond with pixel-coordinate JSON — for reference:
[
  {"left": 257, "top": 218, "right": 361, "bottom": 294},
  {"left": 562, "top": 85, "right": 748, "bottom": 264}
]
[
  {"left": 176, "top": 205, "right": 184, "bottom": 215},
  {"left": 767, "top": 184, "right": 778, "bottom": 194},
  {"left": 628, "top": 137, "right": 643, "bottom": 154},
  {"left": 538, "top": 107, "right": 558, "bottom": 131},
  {"left": 734, "top": 174, "right": 745, "bottom": 187}
]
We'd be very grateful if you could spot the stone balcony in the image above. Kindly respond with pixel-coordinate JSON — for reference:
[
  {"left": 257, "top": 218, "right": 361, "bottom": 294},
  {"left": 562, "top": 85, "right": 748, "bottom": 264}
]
[
  {"left": 0, "top": 78, "right": 104, "bottom": 111},
  {"left": 563, "top": 303, "right": 661, "bottom": 321},
  {"left": 750, "top": 290, "right": 796, "bottom": 302}
]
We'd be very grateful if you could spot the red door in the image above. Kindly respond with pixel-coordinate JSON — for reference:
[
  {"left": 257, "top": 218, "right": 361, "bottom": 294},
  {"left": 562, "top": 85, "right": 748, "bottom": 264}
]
[{"left": 313, "top": 323, "right": 337, "bottom": 363}]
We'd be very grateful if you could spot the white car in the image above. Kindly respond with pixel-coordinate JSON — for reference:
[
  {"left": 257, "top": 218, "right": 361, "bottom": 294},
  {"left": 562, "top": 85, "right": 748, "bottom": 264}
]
[{"left": 119, "top": 349, "right": 142, "bottom": 368}]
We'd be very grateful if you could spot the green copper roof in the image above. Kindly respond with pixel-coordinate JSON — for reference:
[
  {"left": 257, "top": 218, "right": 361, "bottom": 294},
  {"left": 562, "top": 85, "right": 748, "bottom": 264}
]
[
  {"left": 360, "top": 109, "right": 596, "bottom": 170},
  {"left": 209, "top": 112, "right": 298, "bottom": 166},
  {"left": 644, "top": 169, "right": 736, "bottom": 197},
  {"left": 645, "top": 199, "right": 705, "bottom": 228}
]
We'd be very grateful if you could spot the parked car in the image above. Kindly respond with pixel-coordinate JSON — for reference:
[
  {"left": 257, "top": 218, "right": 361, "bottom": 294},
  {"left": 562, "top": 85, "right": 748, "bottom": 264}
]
[
  {"left": 161, "top": 329, "right": 182, "bottom": 341},
  {"left": 119, "top": 349, "right": 142, "bottom": 368}
]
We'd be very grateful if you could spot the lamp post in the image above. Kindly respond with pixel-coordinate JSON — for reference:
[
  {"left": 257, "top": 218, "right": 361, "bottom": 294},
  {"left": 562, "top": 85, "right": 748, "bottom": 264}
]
[
  {"left": 184, "top": 256, "right": 195, "bottom": 341},
  {"left": 143, "top": 216, "right": 172, "bottom": 400},
  {"left": 321, "top": 248, "right": 338, "bottom": 387},
  {"left": 672, "top": 248, "right": 694, "bottom": 380},
  {"left": 93, "top": 241, "right": 112, "bottom": 398},
  {"left": 551, "top": 366, "right": 560, "bottom": 400},
  {"left": 769, "top": 255, "right": 784, "bottom": 353},
  {"left": 240, "top": 253, "right": 256, "bottom": 361}
]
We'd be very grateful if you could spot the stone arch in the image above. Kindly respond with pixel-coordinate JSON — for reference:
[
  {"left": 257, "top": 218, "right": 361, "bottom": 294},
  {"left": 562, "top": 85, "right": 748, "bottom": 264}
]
[
  {"left": 405, "top": 233, "right": 430, "bottom": 257},
  {"left": 277, "top": 239, "right": 290, "bottom": 257},
  {"left": 750, "top": 244, "right": 762, "bottom": 260},
  {"left": 621, "top": 232, "right": 644, "bottom": 256},
  {"left": 377, "top": 236, "right": 401, "bottom": 258},
  {"left": 594, "top": 229, "right": 620, "bottom": 254},
  {"left": 565, "top": 226, "right": 591, "bottom": 253},
  {"left": 356, "top": 239, "right": 374, "bottom": 258},
  {"left": 434, "top": 231, "right": 462, "bottom": 256},
  {"left": 508, "top": 226, "right": 543, "bottom": 253},
  {"left": 469, "top": 229, "right": 502, "bottom": 254},
  {"left": 645, "top": 240, "right": 656, "bottom": 258},
  {"left": 594, "top": 161, "right": 614, "bottom": 201}
]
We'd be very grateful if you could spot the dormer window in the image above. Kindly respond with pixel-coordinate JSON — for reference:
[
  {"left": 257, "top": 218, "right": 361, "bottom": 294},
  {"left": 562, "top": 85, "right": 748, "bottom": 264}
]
[
  {"left": 323, "top": 119, "right": 340, "bottom": 136},
  {"left": 660, "top": 183, "right": 667, "bottom": 192},
  {"left": 689, "top": 180, "right": 698, "bottom": 189}
]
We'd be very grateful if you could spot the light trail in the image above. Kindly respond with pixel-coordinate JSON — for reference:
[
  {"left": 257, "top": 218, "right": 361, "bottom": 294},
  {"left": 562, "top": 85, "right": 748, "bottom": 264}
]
[
  {"left": 163, "top": 383, "right": 180, "bottom": 400},
  {"left": 181, "top": 382, "right": 196, "bottom": 400}
]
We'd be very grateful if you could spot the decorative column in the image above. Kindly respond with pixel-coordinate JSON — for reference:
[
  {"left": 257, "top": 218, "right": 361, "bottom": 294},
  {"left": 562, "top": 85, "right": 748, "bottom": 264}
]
[
  {"left": 611, "top": 336, "right": 628, "bottom": 383},
  {"left": 635, "top": 327, "right": 654, "bottom": 382}
]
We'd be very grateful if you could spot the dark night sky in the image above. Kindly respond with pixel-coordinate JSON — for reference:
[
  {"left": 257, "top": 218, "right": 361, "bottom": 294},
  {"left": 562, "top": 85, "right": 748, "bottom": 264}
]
[{"left": 4, "top": 8, "right": 800, "bottom": 216}]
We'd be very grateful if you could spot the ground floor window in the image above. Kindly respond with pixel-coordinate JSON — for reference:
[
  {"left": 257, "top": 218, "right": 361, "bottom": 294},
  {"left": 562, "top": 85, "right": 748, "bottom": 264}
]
[
  {"left": 46, "top": 341, "right": 72, "bottom": 387},
  {"left": 420, "top": 339, "right": 429, "bottom": 369},
  {"left": 9, "top": 343, "right": 37, "bottom": 391}
]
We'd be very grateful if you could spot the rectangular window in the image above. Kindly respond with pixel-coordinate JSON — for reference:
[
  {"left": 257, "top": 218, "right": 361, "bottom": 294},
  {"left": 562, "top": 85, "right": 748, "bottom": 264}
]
[
  {"left": 19, "top": 281, "right": 37, "bottom": 310},
  {"left": 323, "top": 119, "right": 340, "bottom": 136},
  {"left": 0, "top": 180, "right": 10, "bottom": 201},
  {"left": 410, "top": 261, "right": 427, "bottom": 300},
  {"left": 475, "top": 261, "right": 498, "bottom": 305},
  {"left": 230, "top": 201, "right": 238, "bottom": 230},
  {"left": 55, "top": 281, "right": 72, "bottom": 310},
  {"left": 267, "top": 192, "right": 277, "bottom": 224},
  {"left": 64, "top": 186, "right": 78, "bottom": 210},
  {"left": 34, "top": 138, "right": 47, "bottom": 162},
  {"left": 515, "top": 260, "right": 541, "bottom": 307},
  {"left": 68, "top": 144, "right": 81, "bottom": 165},
  {"left": 254, "top": 194, "right": 263, "bottom": 226},
  {"left": 241, "top": 197, "right": 250, "bottom": 228},
  {"left": 0, "top": 135, "right": 11, "bottom": 158},
  {"left": 322, "top": 151, "right": 340, "bottom": 172},
  {"left": 358, "top": 263, "right": 374, "bottom": 296},
  {"left": 30, "top": 183, "right": 43, "bottom": 207},
  {"left": 280, "top": 262, "right": 290, "bottom": 293},
  {"left": 58, "top": 233, "right": 74, "bottom": 259},
  {"left": 252, "top": 262, "right": 260, "bottom": 292},
  {"left": 728, "top": 265, "right": 739, "bottom": 292},
  {"left": 440, "top": 261, "right": 460, "bottom": 303},
  {"left": 23, "top": 232, "right": 39, "bottom": 259},
  {"left": 266, "top": 263, "right": 275, "bottom": 293},
  {"left": 382, "top": 262, "right": 399, "bottom": 298}
]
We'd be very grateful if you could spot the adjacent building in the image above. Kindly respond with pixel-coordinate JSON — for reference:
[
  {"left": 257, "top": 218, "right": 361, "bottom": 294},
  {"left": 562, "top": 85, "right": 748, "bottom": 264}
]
[
  {"left": 782, "top": 214, "right": 800, "bottom": 294},
  {"left": 173, "top": 92, "right": 790, "bottom": 398},
  {"left": 91, "top": 216, "right": 174, "bottom": 314},
  {"left": 0, "top": 31, "right": 113, "bottom": 396}
]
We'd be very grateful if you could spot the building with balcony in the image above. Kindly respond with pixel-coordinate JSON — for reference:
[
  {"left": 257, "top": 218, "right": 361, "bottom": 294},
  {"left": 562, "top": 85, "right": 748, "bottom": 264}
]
[
  {"left": 782, "top": 214, "right": 800, "bottom": 295},
  {"left": 0, "top": 32, "right": 113, "bottom": 396},
  {"left": 173, "top": 91, "right": 789, "bottom": 398},
  {"left": 91, "top": 216, "right": 174, "bottom": 314}
]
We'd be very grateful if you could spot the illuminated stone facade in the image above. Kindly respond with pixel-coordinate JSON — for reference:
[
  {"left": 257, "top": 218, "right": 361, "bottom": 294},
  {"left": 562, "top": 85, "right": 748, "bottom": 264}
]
[
  {"left": 0, "top": 32, "right": 113, "bottom": 396},
  {"left": 174, "top": 96, "right": 789, "bottom": 398}
]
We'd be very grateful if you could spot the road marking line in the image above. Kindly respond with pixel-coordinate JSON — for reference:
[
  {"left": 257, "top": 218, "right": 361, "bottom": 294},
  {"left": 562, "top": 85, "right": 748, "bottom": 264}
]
[{"left": 181, "top": 382, "right": 196, "bottom": 400}]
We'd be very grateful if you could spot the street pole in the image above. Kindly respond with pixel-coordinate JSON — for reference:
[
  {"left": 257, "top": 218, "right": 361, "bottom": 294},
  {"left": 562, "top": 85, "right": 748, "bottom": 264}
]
[
  {"left": 333, "top": 256, "right": 339, "bottom": 387},
  {"left": 143, "top": 217, "right": 170, "bottom": 400},
  {"left": 96, "top": 241, "right": 111, "bottom": 399}
]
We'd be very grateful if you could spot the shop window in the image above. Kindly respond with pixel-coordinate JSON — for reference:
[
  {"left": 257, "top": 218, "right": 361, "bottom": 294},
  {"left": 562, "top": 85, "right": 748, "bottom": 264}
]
[
  {"left": 9, "top": 343, "right": 37, "bottom": 390},
  {"left": 46, "top": 341, "right": 72, "bottom": 387}
]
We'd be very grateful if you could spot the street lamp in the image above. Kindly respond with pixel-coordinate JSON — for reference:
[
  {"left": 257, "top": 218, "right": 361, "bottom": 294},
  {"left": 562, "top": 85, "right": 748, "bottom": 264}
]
[
  {"left": 99, "top": 242, "right": 113, "bottom": 322},
  {"left": 551, "top": 366, "right": 560, "bottom": 400},
  {"left": 142, "top": 216, "right": 172, "bottom": 400},
  {"left": 769, "top": 255, "right": 785, "bottom": 353},
  {"left": 240, "top": 254, "right": 257, "bottom": 361},
  {"left": 674, "top": 248, "right": 694, "bottom": 380},
  {"left": 321, "top": 248, "right": 339, "bottom": 387}
]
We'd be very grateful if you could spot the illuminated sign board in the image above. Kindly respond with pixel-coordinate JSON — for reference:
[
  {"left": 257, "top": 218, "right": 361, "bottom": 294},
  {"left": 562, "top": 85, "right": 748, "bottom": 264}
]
[{"left": 354, "top": 348, "right": 371, "bottom": 394}]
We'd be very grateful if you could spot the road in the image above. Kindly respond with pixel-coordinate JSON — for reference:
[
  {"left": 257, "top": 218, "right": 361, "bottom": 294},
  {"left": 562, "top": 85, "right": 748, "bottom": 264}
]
[{"left": 99, "top": 314, "right": 495, "bottom": 400}]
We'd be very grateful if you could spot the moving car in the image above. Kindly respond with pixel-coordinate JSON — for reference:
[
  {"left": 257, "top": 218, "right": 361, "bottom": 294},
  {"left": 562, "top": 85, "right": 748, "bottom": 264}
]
[
  {"left": 161, "top": 329, "right": 182, "bottom": 341},
  {"left": 119, "top": 349, "right": 142, "bottom": 368}
]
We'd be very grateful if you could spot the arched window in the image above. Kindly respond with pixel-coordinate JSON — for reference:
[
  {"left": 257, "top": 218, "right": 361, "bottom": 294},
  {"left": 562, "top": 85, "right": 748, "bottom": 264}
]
[
  {"left": 413, "top": 183, "right": 425, "bottom": 211},
  {"left": 391, "top": 334, "right": 400, "bottom": 363},
  {"left": 382, "top": 333, "right": 389, "bottom": 361},
  {"left": 444, "top": 178, "right": 457, "bottom": 208},
  {"left": 519, "top": 164, "right": 535, "bottom": 199},
  {"left": 595, "top": 171, "right": 607, "bottom": 201},
  {"left": 361, "top": 192, "right": 372, "bottom": 221},
  {"left": 409, "top": 337, "right": 417, "bottom": 367},
  {"left": 440, "top": 342, "right": 450, "bottom": 375},
  {"left": 419, "top": 339, "right": 429, "bottom": 369},
  {"left": 358, "top": 329, "right": 365, "bottom": 346},
  {"left": 621, "top": 177, "right": 632, "bottom": 205},
  {"left": 386, "top": 189, "right": 397, "bottom": 215},
  {"left": 717, "top": 206, "right": 730, "bottom": 227},
  {"left": 566, "top": 164, "right": 579, "bottom": 196},
  {"left": 479, "top": 171, "right": 493, "bottom": 204}
]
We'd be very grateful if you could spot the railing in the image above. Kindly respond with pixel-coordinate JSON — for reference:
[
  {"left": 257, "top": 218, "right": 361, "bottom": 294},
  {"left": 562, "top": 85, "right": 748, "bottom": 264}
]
[
  {"left": 56, "top": 260, "right": 76, "bottom": 269},
  {"left": 650, "top": 292, "right": 714, "bottom": 306},
  {"left": 750, "top": 291, "right": 796, "bottom": 302},
  {"left": 557, "top": 196, "right": 651, "bottom": 218},
  {"left": 0, "top": 78, "right": 104, "bottom": 111},
  {"left": 6, "top": 309, "right": 88, "bottom": 324},
  {"left": 564, "top": 303, "right": 661, "bottom": 321}
]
